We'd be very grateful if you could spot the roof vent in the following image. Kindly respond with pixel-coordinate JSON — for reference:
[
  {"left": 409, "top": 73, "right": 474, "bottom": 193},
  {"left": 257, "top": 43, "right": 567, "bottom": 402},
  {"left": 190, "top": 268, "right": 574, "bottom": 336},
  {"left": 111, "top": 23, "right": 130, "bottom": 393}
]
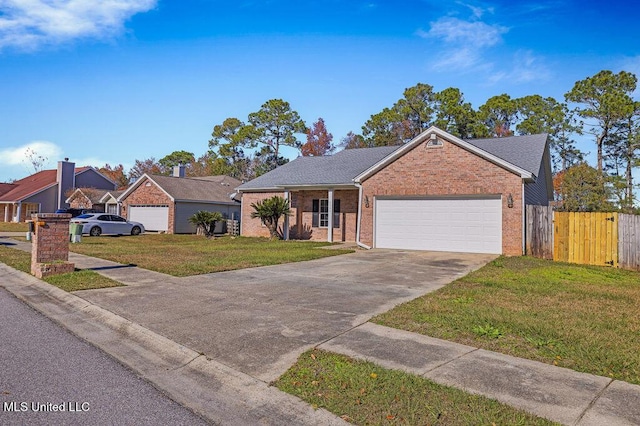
[{"left": 426, "top": 134, "right": 443, "bottom": 148}]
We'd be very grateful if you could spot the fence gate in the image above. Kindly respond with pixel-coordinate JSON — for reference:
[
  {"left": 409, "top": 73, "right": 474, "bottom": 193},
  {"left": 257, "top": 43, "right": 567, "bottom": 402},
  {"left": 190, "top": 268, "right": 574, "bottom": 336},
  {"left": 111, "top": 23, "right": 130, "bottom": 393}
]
[{"left": 553, "top": 212, "right": 618, "bottom": 267}]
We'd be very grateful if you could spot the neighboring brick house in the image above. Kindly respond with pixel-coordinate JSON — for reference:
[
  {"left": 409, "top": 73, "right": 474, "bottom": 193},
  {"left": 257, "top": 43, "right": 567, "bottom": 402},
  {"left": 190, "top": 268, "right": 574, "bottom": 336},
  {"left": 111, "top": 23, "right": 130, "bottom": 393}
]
[
  {"left": 0, "top": 159, "right": 116, "bottom": 222},
  {"left": 117, "top": 166, "right": 241, "bottom": 233},
  {"left": 237, "top": 126, "right": 553, "bottom": 255},
  {"left": 66, "top": 188, "right": 124, "bottom": 214}
]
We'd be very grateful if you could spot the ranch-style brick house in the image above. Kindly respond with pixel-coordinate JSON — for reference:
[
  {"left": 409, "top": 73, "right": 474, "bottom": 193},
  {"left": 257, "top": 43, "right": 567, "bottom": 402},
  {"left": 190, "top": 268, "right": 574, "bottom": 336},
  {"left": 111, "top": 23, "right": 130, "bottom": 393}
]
[
  {"left": 237, "top": 126, "right": 552, "bottom": 255},
  {"left": 66, "top": 188, "right": 124, "bottom": 214},
  {"left": 117, "top": 166, "right": 241, "bottom": 234}
]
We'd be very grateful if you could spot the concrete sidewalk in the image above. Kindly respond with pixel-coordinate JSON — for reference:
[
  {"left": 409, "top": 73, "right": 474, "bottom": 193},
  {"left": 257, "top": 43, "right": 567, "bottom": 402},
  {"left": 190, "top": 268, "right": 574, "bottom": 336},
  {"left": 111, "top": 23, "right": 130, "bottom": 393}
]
[
  {"left": 1, "top": 234, "right": 639, "bottom": 425},
  {"left": 0, "top": 261, "right": 347, "bottom": 426},
  {"left": 319, "top": 322, "right": 640, "bottom": 426}
]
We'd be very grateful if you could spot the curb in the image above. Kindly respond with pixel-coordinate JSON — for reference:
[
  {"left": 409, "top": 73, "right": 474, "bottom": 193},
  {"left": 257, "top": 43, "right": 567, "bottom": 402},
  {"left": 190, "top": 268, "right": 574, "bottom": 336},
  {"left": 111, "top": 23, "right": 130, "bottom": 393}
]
[{"left": 0, "top": 263, "right": 347, "bottom": 425}]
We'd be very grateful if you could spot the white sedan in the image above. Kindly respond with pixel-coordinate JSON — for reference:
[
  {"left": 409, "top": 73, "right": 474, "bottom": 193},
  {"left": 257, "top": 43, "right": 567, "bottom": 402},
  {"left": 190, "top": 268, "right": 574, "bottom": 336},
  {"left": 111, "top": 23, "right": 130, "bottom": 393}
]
[{"left": 71, "top": 214, "right": 145, "bottom": 236}]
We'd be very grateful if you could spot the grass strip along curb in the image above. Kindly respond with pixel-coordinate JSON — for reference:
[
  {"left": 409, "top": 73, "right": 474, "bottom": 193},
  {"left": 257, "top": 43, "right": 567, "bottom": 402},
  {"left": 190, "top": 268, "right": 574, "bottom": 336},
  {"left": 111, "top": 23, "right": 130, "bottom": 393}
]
[
  {"left": 374, "top": 256, "right": 640, "bottom": 385},
  {"left": 276, "top": 349, "right": 556, "bottom": 425},
  {"left": 0, "top": 245, "right": 122, "bottom": 292}
]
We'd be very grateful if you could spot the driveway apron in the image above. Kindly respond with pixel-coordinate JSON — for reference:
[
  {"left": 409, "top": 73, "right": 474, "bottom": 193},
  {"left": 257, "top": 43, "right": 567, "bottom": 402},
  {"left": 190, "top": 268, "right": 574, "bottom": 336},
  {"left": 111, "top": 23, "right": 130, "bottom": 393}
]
[{"left": 75, "top": 249, "right": 495, "bottom": 382}]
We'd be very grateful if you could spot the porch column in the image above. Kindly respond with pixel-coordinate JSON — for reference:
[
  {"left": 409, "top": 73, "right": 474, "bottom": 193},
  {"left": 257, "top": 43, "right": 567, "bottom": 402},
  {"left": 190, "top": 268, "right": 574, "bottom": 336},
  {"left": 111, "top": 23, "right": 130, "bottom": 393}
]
[
  {"left": 283, "top": 190, "right": 290, "bottom": 241},
  {"left": 327, "top": 189, "right": 334, "bottom": 243},
  {"left": 15, "top": 202, "right": 22, "bottom": 223},
  {"left": 4, "top": 204, "right": 9, "bottom": 222}
]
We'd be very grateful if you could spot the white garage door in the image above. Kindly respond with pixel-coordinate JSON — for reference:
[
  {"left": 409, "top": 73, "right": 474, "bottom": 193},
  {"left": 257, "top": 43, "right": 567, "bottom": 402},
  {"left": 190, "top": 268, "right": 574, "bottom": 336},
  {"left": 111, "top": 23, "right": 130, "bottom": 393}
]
[
  {"left": 128, "top": 206, "right": 169, "bottom": 232},
  {"left": 375, "top": 197, "right": 502, "bottom": 254}
]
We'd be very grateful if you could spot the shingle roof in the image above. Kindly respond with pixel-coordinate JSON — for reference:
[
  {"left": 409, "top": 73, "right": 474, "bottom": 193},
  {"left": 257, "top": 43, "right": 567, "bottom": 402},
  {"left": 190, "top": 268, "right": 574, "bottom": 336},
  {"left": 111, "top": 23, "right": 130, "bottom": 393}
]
[
  {"left": 237, "top": 132, "right": 548, "bottom": 191},
  {"left": 237, "top": 146, "right": 400, "bottom": 190},
  {"left": 105, "top": 190, "right": 124, "bottom": 199},
  {"left": 0, "top": 167, "right": 90, "bottom": 203},
  {"left": 0, "top": 183, "right": 16, "bottom": 197},
  {"left": 465, "top": 133, "right": 548, "bottom": 176},
  {"left": 148, "top": 175, "right": 241, "bottom": 203}
]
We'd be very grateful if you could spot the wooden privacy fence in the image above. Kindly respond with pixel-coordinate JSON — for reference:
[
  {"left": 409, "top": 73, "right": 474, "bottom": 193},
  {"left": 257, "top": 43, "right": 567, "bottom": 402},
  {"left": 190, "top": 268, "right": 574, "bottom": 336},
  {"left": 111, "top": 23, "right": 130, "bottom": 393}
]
[
  {"left": 554, "top": 212, "right": 617, "bottom": 267},
  {"left": 619, "top": 214, "right": 640, "bottom": 271},
  {"left": 525, "top": 205, "right": 640, "bottom": 271},
  {"left": 525, "top": 205, "right": 554, "bottom": 260}
]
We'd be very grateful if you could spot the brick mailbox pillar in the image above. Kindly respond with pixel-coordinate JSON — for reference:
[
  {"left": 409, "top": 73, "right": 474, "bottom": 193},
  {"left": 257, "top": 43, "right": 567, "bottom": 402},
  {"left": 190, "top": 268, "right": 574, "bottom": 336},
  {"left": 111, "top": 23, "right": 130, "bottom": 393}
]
[{"left": 30, "top": 213, "right": 75, "bottom": 279}]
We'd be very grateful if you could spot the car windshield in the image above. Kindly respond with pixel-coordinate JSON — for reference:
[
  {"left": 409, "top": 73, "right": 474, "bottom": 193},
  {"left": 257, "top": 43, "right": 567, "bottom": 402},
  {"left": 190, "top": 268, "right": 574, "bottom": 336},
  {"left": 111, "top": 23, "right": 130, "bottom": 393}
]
[{"left": 76, "top": 214, "right": 94, "bottom": 219}]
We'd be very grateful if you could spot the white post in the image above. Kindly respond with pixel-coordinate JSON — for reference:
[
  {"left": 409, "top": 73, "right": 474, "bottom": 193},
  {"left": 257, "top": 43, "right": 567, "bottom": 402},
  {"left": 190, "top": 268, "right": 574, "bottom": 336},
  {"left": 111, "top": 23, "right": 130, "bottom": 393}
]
[
  {"left": 15, "top": 202, "right": 22, "bottom": 223},
  {"left": 327, "top": 189, "right": 334, "bottom": 243},
  {"left": 4, "top": 204, "right": 9, "bottom": 222},
  {"left": 283, "top": 191, "right": 290, "bottom": 240}
]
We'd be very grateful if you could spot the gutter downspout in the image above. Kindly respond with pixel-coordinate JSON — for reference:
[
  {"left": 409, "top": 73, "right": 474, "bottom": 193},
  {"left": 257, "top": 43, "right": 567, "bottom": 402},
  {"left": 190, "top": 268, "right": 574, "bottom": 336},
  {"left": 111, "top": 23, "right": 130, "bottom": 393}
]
[
  {"left": 237, "top": 190, "right": 244, "bottom": 236},
  {"left": 522, "top": 181, "right": 526, "bottom": 255},
  {"left": 283, "top": 190, "right": 290, "bottom": 241},
  {"left": 355, "top": 183, "right": 371, "bottom": 250}
]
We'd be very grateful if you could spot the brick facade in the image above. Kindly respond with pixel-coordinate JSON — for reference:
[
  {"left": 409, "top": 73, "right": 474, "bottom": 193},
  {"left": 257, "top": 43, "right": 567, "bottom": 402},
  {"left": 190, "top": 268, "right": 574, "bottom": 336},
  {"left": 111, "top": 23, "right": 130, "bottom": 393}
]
[
  {"left": 291, "top": 190, "right": 358, "bottom": 242},
  {"left": 68, "top": 193, "right": 93, "bottom": 209},
  {"left": 240, "top": 137, "right": 528, "bottom": 254},
  {"left": 359, "top": 139, "right": 523, "bottom": 255},
  {"left": 1, "top": 203, "right": 39, "bottom": 222},
  {"left": 240, "top": 190, "right": 359, "bottom": 242},
  {"left": 30, "top": 213, "right": 75, "bottom": 278},
  {"left": 240, "top": 192, "right": 283, "bottom": 238},
  {"left": 120, "top": 178, "right": 175, "bottom": 233}
]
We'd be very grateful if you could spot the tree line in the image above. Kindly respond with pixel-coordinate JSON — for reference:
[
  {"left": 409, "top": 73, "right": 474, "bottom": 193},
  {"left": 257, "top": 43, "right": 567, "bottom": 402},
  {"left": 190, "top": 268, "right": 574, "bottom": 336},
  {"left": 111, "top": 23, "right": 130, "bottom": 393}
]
[{"left": 104, "top": 69, "right": 638, "bottom": 212}]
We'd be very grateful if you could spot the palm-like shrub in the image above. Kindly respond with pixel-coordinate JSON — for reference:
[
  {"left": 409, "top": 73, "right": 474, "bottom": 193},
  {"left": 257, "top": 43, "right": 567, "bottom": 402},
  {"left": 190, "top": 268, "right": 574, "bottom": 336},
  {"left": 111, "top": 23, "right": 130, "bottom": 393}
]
[
  {"left": 250, "top": 196, "right": 291, "bottom": 239},
  {"left": 189, "top": 210, "right": 224, "bottom": 238}
]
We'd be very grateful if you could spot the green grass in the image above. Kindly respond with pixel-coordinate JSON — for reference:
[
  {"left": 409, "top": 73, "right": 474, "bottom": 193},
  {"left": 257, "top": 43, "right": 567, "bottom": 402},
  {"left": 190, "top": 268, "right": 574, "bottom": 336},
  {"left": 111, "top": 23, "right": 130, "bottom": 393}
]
[
  {"left": 0, "top": 245, "right": 123, "bottom": 292},
  {"left": 373, "top": 256, "right": 640, "bottom": 385},
  {"left": 0, "top": 222, "right": 28, "bottom": 232},
  {"left": 275, "top": 349, "right": 556, "bottom": 426},
  {"left": 68, "top": 234, "right": 354, "bottom": 276}
]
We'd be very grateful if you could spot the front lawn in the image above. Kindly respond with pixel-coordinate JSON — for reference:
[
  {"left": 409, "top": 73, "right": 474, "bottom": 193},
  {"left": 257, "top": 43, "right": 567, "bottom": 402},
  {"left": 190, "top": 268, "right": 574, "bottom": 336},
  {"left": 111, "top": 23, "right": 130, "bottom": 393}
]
[
  {"left": 0, "top": 245, "right": 123, "bottom": 292},
  {"left": 275, "top": 349, "right": 555, "bottom": 425},
  {"left": 374, "top": 256, "right": 640, "bottom": 385},
  {"left": 69, "top": 234, "right": 354, "bottom": 276},
  {"left": 0, "top": 222, "right": 28, "bottom": 232}
]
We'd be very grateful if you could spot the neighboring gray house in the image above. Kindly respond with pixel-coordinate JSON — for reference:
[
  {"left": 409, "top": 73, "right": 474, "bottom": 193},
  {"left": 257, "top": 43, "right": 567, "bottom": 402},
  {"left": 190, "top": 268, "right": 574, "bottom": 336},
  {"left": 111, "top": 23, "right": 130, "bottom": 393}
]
[
  {"left": 0, "top": 159, "right": 117, "bottom": 222},
  {"left": 118, "top": 166, "right": 241, "bottom": 233},
  {"left": 237, "top": 127, "right": 553, "bottom": 255}
]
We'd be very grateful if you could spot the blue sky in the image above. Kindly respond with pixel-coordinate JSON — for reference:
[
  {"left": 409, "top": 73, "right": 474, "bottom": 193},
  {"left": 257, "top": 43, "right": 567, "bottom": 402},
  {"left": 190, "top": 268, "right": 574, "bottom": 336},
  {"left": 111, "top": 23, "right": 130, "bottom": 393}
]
[{"left": 1, "top": 0, "right": 638, "bottom": 182}]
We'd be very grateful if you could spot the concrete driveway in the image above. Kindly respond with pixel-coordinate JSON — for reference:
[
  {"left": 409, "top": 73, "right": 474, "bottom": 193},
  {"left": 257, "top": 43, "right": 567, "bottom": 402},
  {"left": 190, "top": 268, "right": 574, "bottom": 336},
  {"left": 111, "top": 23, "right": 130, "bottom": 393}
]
[{"left": 76, "top": 249, "right": 495, "bottom": 382}]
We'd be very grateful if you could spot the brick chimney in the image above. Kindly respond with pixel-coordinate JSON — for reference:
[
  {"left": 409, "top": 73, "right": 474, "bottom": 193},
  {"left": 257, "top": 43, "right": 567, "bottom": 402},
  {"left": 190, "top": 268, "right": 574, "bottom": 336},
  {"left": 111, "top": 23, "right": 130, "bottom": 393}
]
[{"left": 57, "top": 158, "right": 75, "bottom": 209}]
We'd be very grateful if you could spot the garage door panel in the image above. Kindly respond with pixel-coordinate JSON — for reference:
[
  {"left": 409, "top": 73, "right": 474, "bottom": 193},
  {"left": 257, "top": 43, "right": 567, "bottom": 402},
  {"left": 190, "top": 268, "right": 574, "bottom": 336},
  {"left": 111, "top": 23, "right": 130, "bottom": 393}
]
[
  {"left": 375, "top": 198, "right": 502, "bottom": 254},
  {"left": 129, "top": 206, "right": 169, "bottom": 232}
]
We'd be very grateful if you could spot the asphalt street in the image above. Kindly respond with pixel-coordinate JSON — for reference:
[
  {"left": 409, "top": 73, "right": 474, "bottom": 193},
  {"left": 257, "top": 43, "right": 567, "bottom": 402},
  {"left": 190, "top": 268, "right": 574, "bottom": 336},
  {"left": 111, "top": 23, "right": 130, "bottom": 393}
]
[{"left": 0, "top": 287, "right": 209, "bottom": 426}]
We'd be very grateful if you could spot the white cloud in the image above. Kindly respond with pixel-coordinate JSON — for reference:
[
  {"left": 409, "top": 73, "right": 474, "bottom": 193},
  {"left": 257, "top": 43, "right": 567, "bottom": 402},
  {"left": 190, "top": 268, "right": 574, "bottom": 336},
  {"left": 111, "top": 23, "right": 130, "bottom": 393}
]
[
  {"left": 0, "top": 141, "right": 121, "bottom": 181},
  {"left": 418, "top": 8, "right": 552, "bottom": 87},
  {"left": 430, "top": 46, "right": 491, "bottom": 71},
  {"left": 423, "top": 17, "right": 507, "bottom": 48},
  {"left": 487, "top": 50, "right": 551, "bottom": 85},
  {"left": 0, "top": 0, "right": 157, "bottom": 51},
  {"left": 418, "top": 14, "right": 508, "bottom": 72},
  {"left": 0, "top": 140, "right": 62, "bottom": 168}
]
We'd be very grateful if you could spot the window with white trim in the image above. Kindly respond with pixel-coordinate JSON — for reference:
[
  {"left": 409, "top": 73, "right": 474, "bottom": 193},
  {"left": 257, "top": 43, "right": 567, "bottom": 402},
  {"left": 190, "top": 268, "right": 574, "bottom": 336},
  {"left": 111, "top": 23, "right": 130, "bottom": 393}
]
[
  {"left": 312, "top": 198, "right": 340, "bottom": 228},
  {"left": 319, "top": 199, "right": 329, "bottom": 227}
]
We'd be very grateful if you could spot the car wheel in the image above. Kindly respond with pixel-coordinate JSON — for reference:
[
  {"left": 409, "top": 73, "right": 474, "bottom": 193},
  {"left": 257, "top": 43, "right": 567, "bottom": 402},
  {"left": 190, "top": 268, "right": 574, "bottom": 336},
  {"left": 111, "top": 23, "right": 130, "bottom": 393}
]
[
  {"left": 89, "top": 226, "right": 102, "bottom": 237},
  {"left": 131, "top": 226, "right": 141, "bottom": 236}
]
